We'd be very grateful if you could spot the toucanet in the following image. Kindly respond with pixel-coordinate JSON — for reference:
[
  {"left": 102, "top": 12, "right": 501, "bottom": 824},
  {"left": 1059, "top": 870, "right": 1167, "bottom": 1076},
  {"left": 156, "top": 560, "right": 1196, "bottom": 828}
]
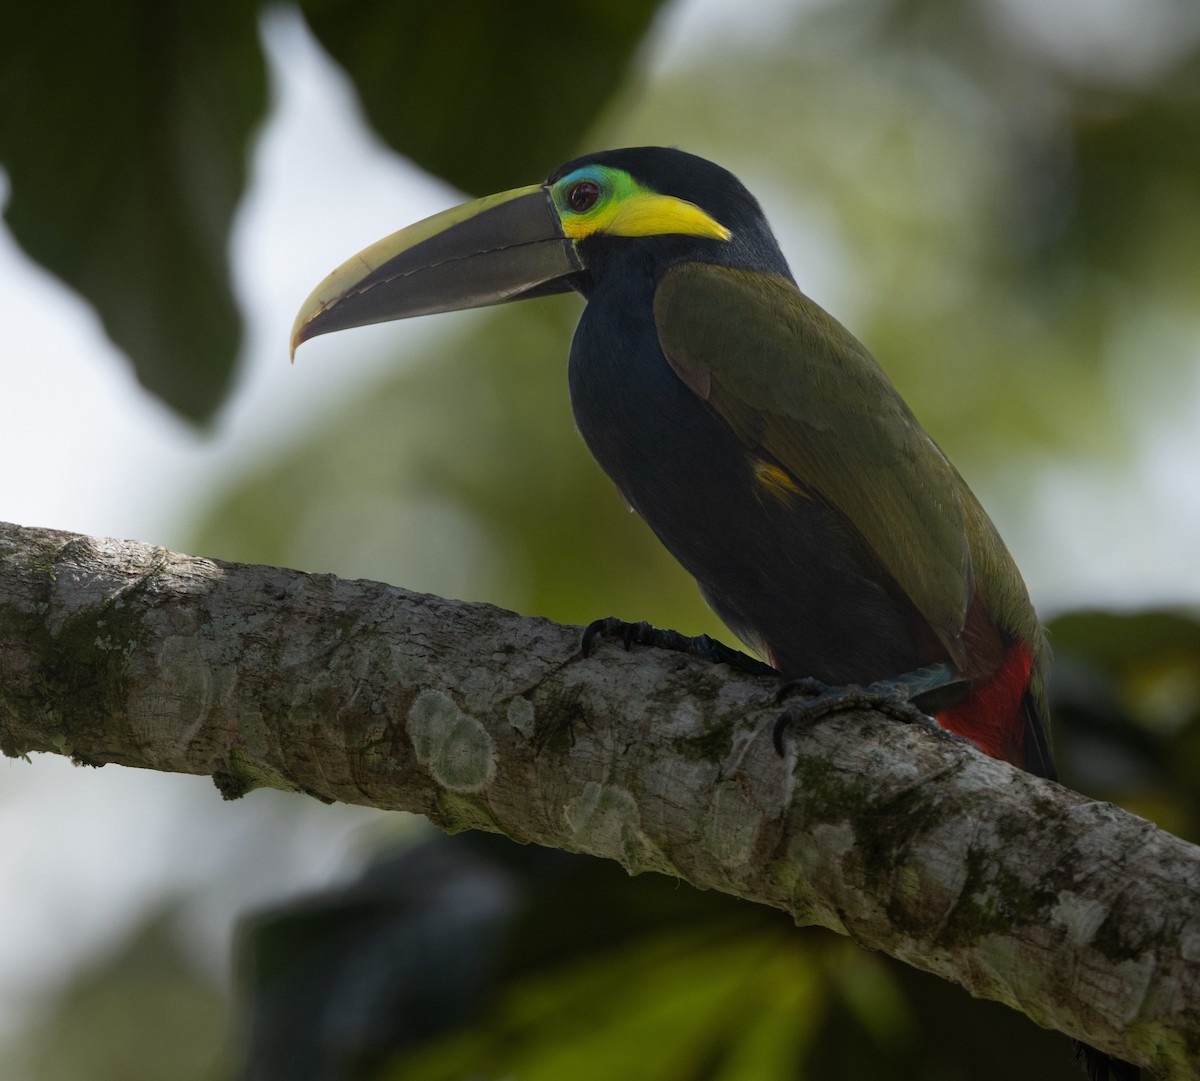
[{"left": 291, "top": 148, "right": 1133, "bottom": 1080}]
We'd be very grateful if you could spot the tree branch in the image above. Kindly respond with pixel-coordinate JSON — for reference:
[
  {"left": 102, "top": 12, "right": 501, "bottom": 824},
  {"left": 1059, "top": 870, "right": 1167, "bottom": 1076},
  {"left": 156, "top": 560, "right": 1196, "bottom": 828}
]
[{"left": 0, "top": 521, "right": 1195, "bottom": 1075}]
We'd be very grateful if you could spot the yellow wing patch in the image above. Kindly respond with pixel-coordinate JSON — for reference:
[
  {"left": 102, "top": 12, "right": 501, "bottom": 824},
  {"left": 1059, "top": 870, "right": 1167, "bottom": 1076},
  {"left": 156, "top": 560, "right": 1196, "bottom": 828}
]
[{"left": 753, "top": 460, "right": 807, "bottom": 504}]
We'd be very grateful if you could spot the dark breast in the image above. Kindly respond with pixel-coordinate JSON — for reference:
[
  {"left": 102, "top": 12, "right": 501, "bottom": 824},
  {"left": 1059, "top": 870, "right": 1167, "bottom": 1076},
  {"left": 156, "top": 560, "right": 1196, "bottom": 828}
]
[{"left": 567, "top": 279, "right": 937, "bottom": 683}]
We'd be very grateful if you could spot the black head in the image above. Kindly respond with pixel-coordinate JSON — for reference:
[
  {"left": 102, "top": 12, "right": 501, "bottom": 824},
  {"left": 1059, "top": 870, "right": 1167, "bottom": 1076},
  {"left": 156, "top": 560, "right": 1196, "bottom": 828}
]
[{"left": 545, "top": 147, "right": 793, "bottom": 285}]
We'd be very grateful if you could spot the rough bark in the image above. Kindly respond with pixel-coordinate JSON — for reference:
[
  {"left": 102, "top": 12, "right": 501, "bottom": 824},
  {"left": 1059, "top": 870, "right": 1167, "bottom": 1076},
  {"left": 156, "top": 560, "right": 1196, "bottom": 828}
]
[{"left": 0, "top": 521, "right": 1195, "bottom": 1076}]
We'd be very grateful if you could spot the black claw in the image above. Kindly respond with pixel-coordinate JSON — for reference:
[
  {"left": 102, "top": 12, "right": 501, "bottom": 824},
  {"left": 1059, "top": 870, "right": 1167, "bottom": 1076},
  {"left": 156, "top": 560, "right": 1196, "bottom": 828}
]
[
  {"left": 580, "top": 617, "right": 624, "bottom": 657},
  {"left": 578, "top": 617, "right": 775, "bottom": 676},
  {"left": 771, "top": 713, "right": 791, "bottom": 756},
  {"left": 579, "top": 619, "right": 602, "bottom": 657}
]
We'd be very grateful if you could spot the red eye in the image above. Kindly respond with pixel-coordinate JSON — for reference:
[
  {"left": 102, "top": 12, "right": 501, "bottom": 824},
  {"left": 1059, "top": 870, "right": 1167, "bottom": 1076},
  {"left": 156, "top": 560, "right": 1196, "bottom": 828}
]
[{"left": 568, "top": 180, "right": 600, "bottom": 212}]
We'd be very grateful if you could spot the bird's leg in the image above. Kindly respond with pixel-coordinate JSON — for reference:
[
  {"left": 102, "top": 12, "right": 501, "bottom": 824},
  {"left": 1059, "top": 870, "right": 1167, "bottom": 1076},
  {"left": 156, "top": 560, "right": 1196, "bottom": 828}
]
[
  {"left": 580, "top": 617, "right": 778, "bottom": 678},
  {"left": 772, "top": 662, "right": 963, "bottom": 755}
]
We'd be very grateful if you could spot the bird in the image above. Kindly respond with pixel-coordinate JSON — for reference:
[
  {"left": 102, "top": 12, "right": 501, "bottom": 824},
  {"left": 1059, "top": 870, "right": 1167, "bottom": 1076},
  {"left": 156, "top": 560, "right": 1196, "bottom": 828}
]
[{"left": 291, "top": 146, "right": 1136, "bottom": 1080}]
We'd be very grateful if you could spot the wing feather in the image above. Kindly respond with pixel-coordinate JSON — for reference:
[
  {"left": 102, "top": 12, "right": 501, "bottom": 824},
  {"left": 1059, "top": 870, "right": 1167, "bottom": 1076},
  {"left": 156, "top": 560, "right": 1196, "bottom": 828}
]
[{"left": 654, "top": 262, "right": 972, "bottom": 656}]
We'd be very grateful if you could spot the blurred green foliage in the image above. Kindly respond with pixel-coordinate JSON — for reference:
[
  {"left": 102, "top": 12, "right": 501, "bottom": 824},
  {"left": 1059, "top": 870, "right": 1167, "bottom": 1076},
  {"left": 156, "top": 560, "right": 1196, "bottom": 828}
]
[
  {"left": 1049, "top": 609, "right": 1200, "bottom": 839},
  {"left": 2, "top": 907, "right": 227, "bottom": 1081},
  {"left": 4, "top": 0, "right": 1200, "bottom": 1078}
]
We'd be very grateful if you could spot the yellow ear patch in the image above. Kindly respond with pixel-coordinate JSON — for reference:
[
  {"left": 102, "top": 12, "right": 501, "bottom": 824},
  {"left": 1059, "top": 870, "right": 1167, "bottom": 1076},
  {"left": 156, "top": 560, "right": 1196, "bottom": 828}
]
[
  {"left": 551, "top": 165, "right": 731, "bottom": 243},
  {"left": 560, "top": 192, "right": 731, "bottom": 242}
]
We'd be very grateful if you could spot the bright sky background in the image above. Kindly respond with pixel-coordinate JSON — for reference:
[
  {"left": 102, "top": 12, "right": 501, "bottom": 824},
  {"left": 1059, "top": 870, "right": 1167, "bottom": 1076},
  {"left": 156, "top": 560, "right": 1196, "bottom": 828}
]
[{"left": 0, "top": 0, "right": 1197, "bottom": 1055}]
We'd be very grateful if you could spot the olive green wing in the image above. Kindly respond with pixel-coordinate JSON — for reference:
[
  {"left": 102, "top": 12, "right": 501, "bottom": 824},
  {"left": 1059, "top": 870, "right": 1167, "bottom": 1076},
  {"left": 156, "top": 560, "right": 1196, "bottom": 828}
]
[{"left": 654, "top": 261, "right": 972, "bottom": 657}]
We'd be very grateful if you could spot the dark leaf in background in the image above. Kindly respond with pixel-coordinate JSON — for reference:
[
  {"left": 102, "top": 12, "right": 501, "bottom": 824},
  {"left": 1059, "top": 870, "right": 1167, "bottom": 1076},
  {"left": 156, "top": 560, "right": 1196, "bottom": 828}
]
[
  {"left": 0, "top": 1, "right": 267, "bottom": 423},
  {"left": 238, "top": 831, "right": 808, "bottom": 1081},
  {"left": 296, "top": 0, "right": 667, "bottom": 193},
  {"left": 239, "top": 835, "right": 523, "bottom": 1081}
]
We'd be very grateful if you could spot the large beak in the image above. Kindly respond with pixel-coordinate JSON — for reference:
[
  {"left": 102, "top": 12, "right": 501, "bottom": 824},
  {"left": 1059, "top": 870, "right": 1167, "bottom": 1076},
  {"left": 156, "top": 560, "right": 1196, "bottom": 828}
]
[{"left": 290, "top": 184, "right": 582, "bottom": 357}]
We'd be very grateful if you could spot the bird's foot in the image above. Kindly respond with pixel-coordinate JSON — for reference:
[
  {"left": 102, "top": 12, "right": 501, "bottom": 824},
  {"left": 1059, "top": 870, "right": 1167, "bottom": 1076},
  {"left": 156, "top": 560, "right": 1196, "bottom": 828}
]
[
  {"left": 580, "top": 617, "right": 777, "bottom": 678},
  {"left": 772, "top": 663, "right": 961, "bottom": 755}
]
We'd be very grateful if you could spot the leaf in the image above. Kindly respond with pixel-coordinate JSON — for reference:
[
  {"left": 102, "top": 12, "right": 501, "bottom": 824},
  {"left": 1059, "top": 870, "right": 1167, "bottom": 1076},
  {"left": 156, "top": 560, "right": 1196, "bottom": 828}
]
[
  {"left": 0, "top": 1, "right": 267, "bottom": 422},
  {"left": 297, "top": 0, "right": 667, "bottom": 193}
]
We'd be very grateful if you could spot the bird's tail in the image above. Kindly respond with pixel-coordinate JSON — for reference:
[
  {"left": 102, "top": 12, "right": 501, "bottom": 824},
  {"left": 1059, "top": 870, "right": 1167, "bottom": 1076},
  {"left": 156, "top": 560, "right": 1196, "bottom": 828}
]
[
  {"left": 1020, "top": 685, "right": 1057, "bottom": 780},
  {"left": 1075, "top": 1040, "right": 1141, "bottom": 1081}
]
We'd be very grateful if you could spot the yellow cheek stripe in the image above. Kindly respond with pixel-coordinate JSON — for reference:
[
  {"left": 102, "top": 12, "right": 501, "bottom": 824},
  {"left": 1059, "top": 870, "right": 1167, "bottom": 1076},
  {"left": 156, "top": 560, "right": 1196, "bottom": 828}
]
[
  {"left": 754, "top": 460, "right": 806, "bottom": 504},
  {"left": 561, "top": 192, "right": 731, "bottom": 242}
]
